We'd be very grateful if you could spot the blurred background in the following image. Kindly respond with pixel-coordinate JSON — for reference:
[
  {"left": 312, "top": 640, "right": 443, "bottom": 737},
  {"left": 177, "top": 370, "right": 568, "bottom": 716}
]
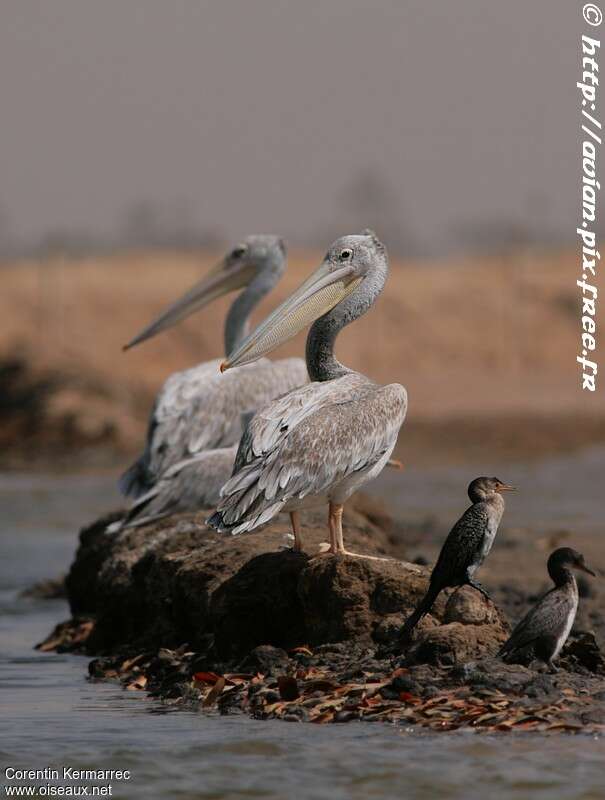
[{"left": 0, "top": 1, "right": 602, "bottom": 470}]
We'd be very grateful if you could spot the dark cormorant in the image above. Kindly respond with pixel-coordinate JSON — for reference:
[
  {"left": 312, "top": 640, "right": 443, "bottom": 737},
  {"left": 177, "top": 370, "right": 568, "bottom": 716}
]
[
  {"left": 498, "top": 547, "right": 595, "bottom": 670},
  {"left": 399, "top": 476, "right": 515, "bottom": 644}
]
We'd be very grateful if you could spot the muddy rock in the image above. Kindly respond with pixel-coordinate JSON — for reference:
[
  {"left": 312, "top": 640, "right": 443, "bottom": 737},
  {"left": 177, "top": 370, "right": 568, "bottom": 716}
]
[
  {"left": 444, "top": 586, "right": 501, "bottom": 626},
  {"left": 298, "top": 555, "right": 429, "bottom": 645},
  {"left": 59, "top": 493, "right": 509, "bottom": 664},
  {"left": 393, "top": 589, "right": 509, "bottom": 664}
]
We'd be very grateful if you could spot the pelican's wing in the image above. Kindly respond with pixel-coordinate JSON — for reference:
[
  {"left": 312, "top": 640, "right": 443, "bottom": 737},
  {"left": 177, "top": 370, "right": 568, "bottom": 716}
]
[
  {"left": 119, "top": 357, "right": 307, "bottom": 498},
  {"left": 232, "top": 375, "right": 367, "bottom": 471},
  {"left": 210, "top": 378, "right": 407, "bottom": 533},
  {"left": 115, "top": 446, "right": 238, "bottom": 531},
  {"left": 498, "top": 589, "right": 572, "bottom": 658}
]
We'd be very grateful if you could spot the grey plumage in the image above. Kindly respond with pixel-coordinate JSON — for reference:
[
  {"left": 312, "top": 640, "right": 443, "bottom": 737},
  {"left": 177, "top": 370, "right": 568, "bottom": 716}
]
[
  {"left": 212, "top": 374, "right": 406, "bottom": 533},
  {"left": 400, "top": 477, "right": 515, "bottom": 642},
  {"left": 208, "top": 231, "right": 407, "bottom": 555},
  {"left": 499, "top": 547, "right": 595, "bottom": 668},
  {"left": 110, "top": 446, "right": 237, "bottom": 532},
  {"left": 119, "top": 357, "right": 306, "bottom": 497},
  {"left": 119, "top": 235, "right": 307, "bottom": 499}
]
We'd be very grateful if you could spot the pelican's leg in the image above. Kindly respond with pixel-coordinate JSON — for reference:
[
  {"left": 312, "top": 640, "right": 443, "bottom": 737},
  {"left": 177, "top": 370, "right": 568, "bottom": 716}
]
[
  {"left": 289, "top": 511, "right": 304, "bottom": 553},
  {"left": 332, "top": 503, "right": 345, "bottom": 553},
  {"left": 330, "top": 502, "right": 392, "bottom": 562},
  {"left": 316, "top": 505, "right": 338, "bottom": 555},
  {"left": 328, "top": 505, "right": 338, "bottom": 553}
]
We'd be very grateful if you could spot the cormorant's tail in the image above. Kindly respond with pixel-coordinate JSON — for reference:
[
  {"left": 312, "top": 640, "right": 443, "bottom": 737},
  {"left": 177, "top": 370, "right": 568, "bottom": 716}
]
[
  {"left": 497, "top": 637, "right": 516, "bottom": 661},
  {"left": 118, "top": 457, "right": 153, "bottom": 499},
  {"left": 399, "top": 584, "right": 441, "bottom": 645}
]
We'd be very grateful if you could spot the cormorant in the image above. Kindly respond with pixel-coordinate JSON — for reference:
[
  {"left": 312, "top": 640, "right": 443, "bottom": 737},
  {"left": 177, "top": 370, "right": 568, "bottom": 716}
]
[
  {"left": 399, "top": 476, "right": 515, "bottom": 643},
  {"left": 498, "top": 547, "right": 595, "bottom": 670}
]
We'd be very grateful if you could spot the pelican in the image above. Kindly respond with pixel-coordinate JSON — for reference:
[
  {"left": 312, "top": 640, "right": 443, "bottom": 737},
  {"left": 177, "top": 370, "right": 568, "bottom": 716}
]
[
  {"left": 207, "top": 231, "right": 407, "bottom": 557},
  {"left": 119, "top": 235, "right": 308, "bottom": 500}
]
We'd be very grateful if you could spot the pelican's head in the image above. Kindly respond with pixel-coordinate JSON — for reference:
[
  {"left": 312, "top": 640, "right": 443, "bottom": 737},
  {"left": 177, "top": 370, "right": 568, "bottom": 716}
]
[
  {"left": 123, "top": 234, "right": 286, "bottom": 350},
  {"left": 221, "top": 229, "right": 387, "bottom": 371},
  {"left": 468, "top": 476, "right": 516, "bottom": 503}
]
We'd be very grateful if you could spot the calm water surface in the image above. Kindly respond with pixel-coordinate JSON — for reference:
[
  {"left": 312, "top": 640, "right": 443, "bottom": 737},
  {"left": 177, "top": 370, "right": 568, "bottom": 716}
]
[{"left": 0, "top": 462, "right": 603, "bottom": 800}]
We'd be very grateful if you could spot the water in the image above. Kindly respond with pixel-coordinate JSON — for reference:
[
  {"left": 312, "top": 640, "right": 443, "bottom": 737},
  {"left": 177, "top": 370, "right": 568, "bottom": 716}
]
[{"left": 1, "top": 465, "right": 604, "bottom": 800}]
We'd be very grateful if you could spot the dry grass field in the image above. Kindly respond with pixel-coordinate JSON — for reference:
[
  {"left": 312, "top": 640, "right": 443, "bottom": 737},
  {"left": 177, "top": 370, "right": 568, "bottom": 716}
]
[{"left": 1, "top": 247, "right": 603, "bottom": 466}]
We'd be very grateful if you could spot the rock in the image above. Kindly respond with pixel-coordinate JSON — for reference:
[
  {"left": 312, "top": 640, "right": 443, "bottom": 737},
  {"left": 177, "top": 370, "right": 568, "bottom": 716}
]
[
  {"left": 408, "top": 611, "right": 509, "bottom": 667},
  {"left": 210, "top": 551, "right": 307, "bottom": 659},
  {"left": 389, "top": 674, "right": 420, "bottom": 694},
  {"left": 20, "top": 576, "right": 66, "bottom": 600},
  {"left": 450, "top": 658, "right": 535, "bottom": 693},
  {"left": 443, "top": 586, "right": 501, "bottom": 626},
  {"left": 298, "top": 555, "right": 427, "bottom": 645},
  {"left": 562, "top": 632, "right": 605, "bottom": 674},
  {"left": 238, "top": 645, "right": 290, "bottom": 674},
  {"left": 524, "top": 674, "right": 557, "bottom": 698},
  {"left": 58, "top": 495, "right": 509, "bottom": 666},
  {"left": 65, "top": 511, "right": 123, "bottom": 614},
  {"left": 581, "top": 707, "right": 605, "bottom": 725}
]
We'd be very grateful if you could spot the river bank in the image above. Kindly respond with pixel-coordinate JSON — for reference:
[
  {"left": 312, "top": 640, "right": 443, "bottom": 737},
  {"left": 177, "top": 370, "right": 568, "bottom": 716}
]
[
  {"left": 3, "top": 465, "right": 605, "bottom": 799},
  {"left": 37, "top": 483, "right": 605, "bottom": 734}
]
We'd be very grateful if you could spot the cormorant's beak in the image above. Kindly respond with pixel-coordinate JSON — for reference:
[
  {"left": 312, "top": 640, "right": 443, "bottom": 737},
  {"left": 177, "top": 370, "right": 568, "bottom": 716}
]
[
  {"left": 123, "top": 256, "right": 256, "bottom": 351},
  {"left": 578, "top": 562, "right": 596, "bottom": 577},
  {"left": 220, "top": 258, "right": 361, "bottom": 371},
  {"left": 496, "top": 483, "right": 516, "bottom": 493}
]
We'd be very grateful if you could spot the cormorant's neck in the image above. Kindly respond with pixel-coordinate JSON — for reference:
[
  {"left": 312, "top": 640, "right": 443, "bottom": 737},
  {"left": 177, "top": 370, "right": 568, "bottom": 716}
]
[
  {"left": 305, "top": 260, "right": 387, "bottom": 383},
  {"left": 224, "top": 268, "right": 280, "bottom": 355},
  {"left": 548, "top": 564, "right": 576, "bottom": 589}
]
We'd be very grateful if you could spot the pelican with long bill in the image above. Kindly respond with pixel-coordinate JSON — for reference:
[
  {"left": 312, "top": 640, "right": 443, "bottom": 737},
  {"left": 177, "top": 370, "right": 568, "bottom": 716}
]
[
  {"left": 117, "top": 235, "right": 307, "bottom": 502},
  {"left": 208, "top": 230, "right": 408, "bottom": 559}
]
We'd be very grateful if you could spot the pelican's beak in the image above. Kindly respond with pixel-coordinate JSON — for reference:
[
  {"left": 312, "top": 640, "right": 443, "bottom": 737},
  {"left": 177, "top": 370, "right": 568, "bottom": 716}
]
[
  {"left": 578, "top": 561, "right": 596, "bottom": 577},
  {"left": 123, "top": 256, "right": 256, "bottom": 351},
  {"left": 221, "top": 258, "right": 361, "bottom": 371},
  {"left": 496, "top": 483, "right": 516, "bottom": 493}
]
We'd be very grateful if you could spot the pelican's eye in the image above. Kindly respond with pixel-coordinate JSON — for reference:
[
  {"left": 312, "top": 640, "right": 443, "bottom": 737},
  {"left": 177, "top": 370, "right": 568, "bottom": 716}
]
[
  {"left": 231, "top": 244, "right": 248, "bottom": 259},
  {"left": 339, "top": 248, "right": 353, "bottom": 261}
]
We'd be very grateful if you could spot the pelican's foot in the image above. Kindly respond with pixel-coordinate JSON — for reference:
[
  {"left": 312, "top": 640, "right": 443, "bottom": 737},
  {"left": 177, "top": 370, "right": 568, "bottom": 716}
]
[
  {"left": 316, "top": 543, "right": 392, "bottom": 561},
  {"left": 338, "top": 549, "right": 393, "bottom": 562}
]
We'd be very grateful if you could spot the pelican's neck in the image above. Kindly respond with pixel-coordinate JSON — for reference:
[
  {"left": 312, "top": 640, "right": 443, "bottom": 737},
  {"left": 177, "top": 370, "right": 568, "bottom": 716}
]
[
  {"left": 305, "top": 258, "right": 388, "bottom": 382},
  {"left": 224, "top": 265, "right": 282, "bottom": 355}
]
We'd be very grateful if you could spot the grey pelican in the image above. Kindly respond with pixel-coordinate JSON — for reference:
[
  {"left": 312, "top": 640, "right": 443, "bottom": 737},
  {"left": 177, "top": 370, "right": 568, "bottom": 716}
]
[
  {"left": 499, "top": 547, "right": 595, "bottom": 670},
  {"left": 119, "top": 235, "right": 307, "bottom": 500},
  {"left": 399, "top": 477, "right": 516, "bottom": 643},
  {"left": 207, "top": 231, "right": 407, "bottom": 557}
]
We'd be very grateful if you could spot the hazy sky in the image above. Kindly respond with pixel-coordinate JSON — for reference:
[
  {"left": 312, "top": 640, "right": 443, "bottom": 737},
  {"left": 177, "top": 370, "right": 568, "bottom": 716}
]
[{"left": 0, "top": 2, "right": 583, "bottom": 254}]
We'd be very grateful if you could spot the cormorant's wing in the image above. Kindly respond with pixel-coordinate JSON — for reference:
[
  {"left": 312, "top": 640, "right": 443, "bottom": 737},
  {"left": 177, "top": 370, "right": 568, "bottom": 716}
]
[
  {"left": 430, "top": 504, "right": 490, "bottom": 586},
  {"left": 499, "top": 588, "right": 573, "bottom": 657}
]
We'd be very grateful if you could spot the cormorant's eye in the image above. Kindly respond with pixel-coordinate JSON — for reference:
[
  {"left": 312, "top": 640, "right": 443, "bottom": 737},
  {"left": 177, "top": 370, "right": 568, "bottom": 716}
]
[
  {"left": 231, "top": 245, "right": 247, "bottom": 259},
  {"left": 339, "top": 248, "right": 353, "bottom": 261}
]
